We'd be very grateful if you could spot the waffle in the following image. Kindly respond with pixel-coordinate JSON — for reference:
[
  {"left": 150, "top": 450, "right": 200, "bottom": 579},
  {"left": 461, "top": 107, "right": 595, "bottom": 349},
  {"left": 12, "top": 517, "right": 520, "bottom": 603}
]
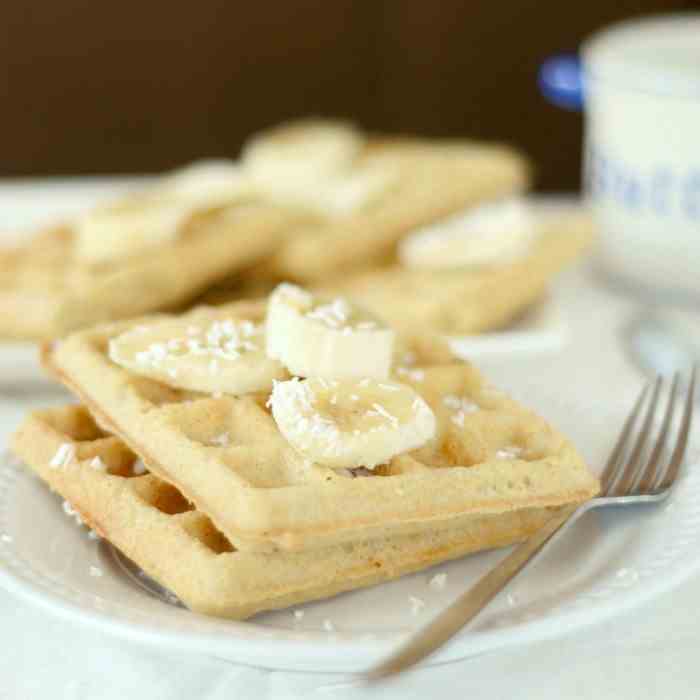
[
  {"left": 252, "top": 130, "right": 530, "bottom": 282},
  {"left": 12, "top": 404, "right": 568, "bottom": 619},
  {"left": 325, "top": 208, "right": 594, "bottom": 334},
  {"left": 0, "top": 204, "right": 303, "bottom": 341},
  {"left": 44, "top": 301, "right": 599, "bottom": 553}
]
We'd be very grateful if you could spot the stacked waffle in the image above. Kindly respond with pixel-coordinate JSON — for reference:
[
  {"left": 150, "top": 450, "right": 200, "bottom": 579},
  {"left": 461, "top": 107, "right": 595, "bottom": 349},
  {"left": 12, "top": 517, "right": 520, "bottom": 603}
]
[
  {"left": 12, "top": 285, "right": 599, "bottom": 619},
  {"left": 0, "top": 119, "right": 590, "bottom": 342}
]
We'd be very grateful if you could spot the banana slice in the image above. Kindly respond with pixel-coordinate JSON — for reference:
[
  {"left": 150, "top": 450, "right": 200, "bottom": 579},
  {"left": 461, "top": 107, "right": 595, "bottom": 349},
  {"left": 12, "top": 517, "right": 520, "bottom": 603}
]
[
  {"left": 242, "top": 119, "right": 363, "bottom": 181},
  {"left": 241, "top": 120, "right": 391, "bottom": 216},
  {"left": 157, "top": 159, "right": 257, "bottom": 208},
  {"left": 75, "top": 196, "right": 193, "bottom": 264},
  {"left": 266, "top": 283, "right": 395, "bottom": 380},
  {"left": 314, "top": 164, "right": 395, "bottom": 216},
  {"left": 398, "top": 197, "right": 539, "bottom": 269},
  {"left": 269, "top": 377, "right": 436, "bottom": 469},
  {"left": 109, "top": 315, "right": 287, "bottom": 395},
  {"left": 75, "top": 160, "right": 255, "bottom": 264}
]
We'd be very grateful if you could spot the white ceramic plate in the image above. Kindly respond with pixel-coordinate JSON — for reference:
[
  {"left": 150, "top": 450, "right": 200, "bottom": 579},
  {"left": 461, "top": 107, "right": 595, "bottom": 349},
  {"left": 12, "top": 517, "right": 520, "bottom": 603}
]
[{"left": 1, "top": 416, "right": 699, "bottom": 675}]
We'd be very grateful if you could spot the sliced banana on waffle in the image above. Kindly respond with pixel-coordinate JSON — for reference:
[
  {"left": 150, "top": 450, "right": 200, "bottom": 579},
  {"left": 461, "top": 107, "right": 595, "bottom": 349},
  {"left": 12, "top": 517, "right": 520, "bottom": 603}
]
[
  {"left": 242, "top": 119, "right": 363, "bottom": 181},
  {"left": 266, "top": 283, "right": 395, "bottom": 380},
  {"left": 241, "top": 120, "right": 392, "bottom": 216},
  {"left": 398, "top": 197, "right": 539, "bottom": 269},
  {"left": 109, "top": 315, "right": 287, "bottom": 395},
  {"left": 75, "top": 196, "right": 193, "bottom": 264},
  {"left": 75, "top": 160, "right": 255, "bottom": 264},
  {"left": 269, "top": 376, "right": 436, "bottom": 469}
]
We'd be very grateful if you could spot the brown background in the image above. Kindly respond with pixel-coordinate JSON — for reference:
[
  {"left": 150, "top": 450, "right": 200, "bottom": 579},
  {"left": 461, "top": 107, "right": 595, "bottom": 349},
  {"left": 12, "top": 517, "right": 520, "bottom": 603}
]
[{"left": 1, "top": 0, "right": 695, "bottom": 189}]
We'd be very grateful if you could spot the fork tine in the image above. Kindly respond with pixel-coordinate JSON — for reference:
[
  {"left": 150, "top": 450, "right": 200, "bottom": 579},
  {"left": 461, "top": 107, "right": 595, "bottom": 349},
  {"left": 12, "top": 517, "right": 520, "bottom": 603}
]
[
  {"left": 599, "top": 383, "right": 650, "bottom": 495},
  {"left": 655, "top": 366, "right": 696, "bottom": 492},
  {"left": 637, "top": 373, "right": 680, "bottom": 493},
  {"left": 610, "top": 376, "right": 663, "bottom": 496}
]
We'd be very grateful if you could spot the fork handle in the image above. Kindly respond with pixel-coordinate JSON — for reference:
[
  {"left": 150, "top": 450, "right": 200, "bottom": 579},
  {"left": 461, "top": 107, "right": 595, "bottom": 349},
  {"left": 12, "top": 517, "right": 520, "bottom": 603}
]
[{"left": 366, "top": 502, "right": 581, "bottom": 681}]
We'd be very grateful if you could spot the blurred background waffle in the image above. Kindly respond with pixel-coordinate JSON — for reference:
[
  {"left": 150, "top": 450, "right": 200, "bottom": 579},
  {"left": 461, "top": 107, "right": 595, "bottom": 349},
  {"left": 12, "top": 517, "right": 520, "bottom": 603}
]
[
  {"left": 197, "top": 198, "right": 594, "bottom": 337},
  {"left": 1, "top": 119, "right": 539, "bottom": 343}
]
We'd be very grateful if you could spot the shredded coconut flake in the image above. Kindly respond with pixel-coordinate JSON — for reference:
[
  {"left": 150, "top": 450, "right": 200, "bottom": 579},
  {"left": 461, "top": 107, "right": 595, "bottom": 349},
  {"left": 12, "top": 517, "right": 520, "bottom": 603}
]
[
  {"left": 409, "top": 596, "right": 426, "bottom": 615},
  {"left": 369, "top": 403, "right": 399, "bottom": 428},
  {"left": 128, "top": 317, "right": 263, "bottom": 374},
  {"left": 303, "top": 294, "right": 381, "bottom": 334},
  {"left": 443, "top": 395, "right": 479, "bottom": 431},
  {"left": 451, "top": 412, "right": 465, "bottom": 427},
  {"left": 0, "top": 534, "right": 12, "bottom": 544},
  {"left": 89, "top": 456, "right": 106, "bottom": 472},
  {"left": 50, "top": 443, "right": 75, "bottom": 469},
  {"left": 89, "top": 565, "right": 103, "bottom": 578},
  {"left": 496, "top": 445, "right": 523, "bottom": 460},
  {"left": 62, "top": 499, "right": 83, "bottom": 526},
  {"left": 211, "top": 432, "right": 230, "bottom": 447},
  {"left": 294, "top": 609, "right": 305, "bottom": 620},
  {"left": 271, "top": 379, "right": 342, "bottom": 447},
  {"left": 322, "top": 619, "right": 335, "bottom": 632},
  {"left": 275, "top": 283, "right": 313, "bottom": 308},
  {"left": 132, "top": 459, "right": 147, "bottom": 475},
  {"left": 615, "top": 567, "right": 639, "bottom": 583},
  {"left": 429, "top": 572, "right": 447, "bottom": 591},
  {"left": 397, "top": 367, "right": 424, "bottom": 382}
]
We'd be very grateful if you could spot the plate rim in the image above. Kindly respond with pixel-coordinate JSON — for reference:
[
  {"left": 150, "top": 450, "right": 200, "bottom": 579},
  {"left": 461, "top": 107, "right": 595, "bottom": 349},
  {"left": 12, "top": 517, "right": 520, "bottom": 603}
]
[{"left": 2, "top": 457, "right": 700, "bottom": 673}]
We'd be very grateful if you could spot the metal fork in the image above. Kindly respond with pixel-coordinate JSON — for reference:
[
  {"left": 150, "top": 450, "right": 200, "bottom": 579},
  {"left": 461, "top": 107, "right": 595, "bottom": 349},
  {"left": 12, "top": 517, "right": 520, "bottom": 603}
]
[{"left": 365, "top": 369, "right": 696, "bottom": 682}]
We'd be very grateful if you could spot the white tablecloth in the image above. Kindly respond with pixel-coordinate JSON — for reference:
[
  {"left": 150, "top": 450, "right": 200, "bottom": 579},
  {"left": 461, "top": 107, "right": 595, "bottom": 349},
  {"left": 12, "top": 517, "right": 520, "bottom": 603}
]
[{"left": 1, "top": 181, "right": 699, "bottom": 699}]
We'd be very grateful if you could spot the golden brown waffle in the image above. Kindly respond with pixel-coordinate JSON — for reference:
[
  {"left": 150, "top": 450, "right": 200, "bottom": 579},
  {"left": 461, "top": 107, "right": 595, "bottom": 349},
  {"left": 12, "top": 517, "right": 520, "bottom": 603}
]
[
  {"left": 248, "top": 129, "right": 530, "bottom": 282},
  {"left": 325, "top": 209, "right": 594, "bottom": 334},
  {"left": 12, "top": 404, "right": 564, "bottom": 619},
  {"left": 0, "top": 205, "right": 303, "bottom": 341},
  {"left": 44, "top": 301, "right": 599, "bottom": 553}
]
